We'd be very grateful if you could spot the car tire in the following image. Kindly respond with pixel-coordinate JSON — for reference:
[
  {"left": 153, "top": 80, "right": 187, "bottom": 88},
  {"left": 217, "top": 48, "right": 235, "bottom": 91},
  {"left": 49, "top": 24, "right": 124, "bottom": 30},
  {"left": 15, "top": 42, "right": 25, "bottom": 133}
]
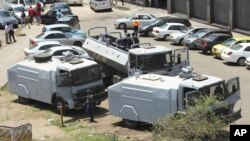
[
  {"left": 53, "top": 97, "right": 68, "bottom": 115},
  {"left": 147, "top": 30, "right": 153, "bottom": 37},
  {"left": 164, "top": 35, "right": 169, "bottom": 41},
  {"left": 34, "top": 53, "right": 52, "bottom": 63},
  {"left": 179, "top": 38, "right": 184, "bottom": 45},
  {"left": 18, "top": 96, "right": 30, "bottom": 104},
  {"left": 122, "top": 119, "right": 140, "bottom": 129},
  {"left": 119, "top": 23, "right": 126, "bottom": 29},
  {"left": 237, "top": 57, "right": 246, "bottom": 66},
  {"left": 73, "top": 41, "right": 82, "bottom": 47},
  {"left": 202, "top": 50, "right": 207, "bottom": 54}
]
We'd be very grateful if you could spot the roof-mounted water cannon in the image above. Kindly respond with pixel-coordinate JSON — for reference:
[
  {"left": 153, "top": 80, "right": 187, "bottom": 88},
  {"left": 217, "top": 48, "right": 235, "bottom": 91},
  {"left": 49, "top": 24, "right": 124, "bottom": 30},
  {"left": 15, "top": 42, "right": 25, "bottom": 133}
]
[{"left": 179, "top": 66, "right": 193, "bottom": 79}]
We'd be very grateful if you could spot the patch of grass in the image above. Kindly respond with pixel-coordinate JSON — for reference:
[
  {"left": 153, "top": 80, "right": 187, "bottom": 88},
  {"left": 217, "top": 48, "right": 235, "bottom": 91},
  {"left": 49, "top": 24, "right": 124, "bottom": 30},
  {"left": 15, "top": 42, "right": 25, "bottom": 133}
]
[{"left": 0, "top": 83, "right": 8, "bottom": 91}]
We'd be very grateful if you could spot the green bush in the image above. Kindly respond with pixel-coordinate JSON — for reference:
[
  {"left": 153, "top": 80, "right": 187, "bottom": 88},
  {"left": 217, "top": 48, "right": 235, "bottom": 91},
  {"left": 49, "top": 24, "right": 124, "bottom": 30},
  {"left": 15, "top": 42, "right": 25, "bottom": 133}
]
[{"left": 152, "top": 96, "right": 228, "bottom": 141}]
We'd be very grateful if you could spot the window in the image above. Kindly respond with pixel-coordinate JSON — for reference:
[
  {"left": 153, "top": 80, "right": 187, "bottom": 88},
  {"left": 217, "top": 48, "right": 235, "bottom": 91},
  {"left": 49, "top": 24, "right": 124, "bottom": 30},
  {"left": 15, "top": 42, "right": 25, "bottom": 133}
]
[
  {"left": 40, "top": 45, "right": 52, "bottom": 50},
  {"left": 45, "top": 34, "right": 55, "bottom": 39},
  {"left": 54, "top": 33, "right": 67, "bottom": 38},
  {"left": 244, "top": 47, "right": 250, "bottom": 52},
  {"left": 62, "top": 27, "right": 72, "bottom": 32},
  {"left": 141, "top": 15, "right": 151, "bottom": 20},
  {"left": 53, "top": 50, "right": 65, "bottom": 56},
  {"left": 168, "top": 26, "right": 176, "bottom": 30},
  {"left": 72, "top": 50, "right": 80, "bottom": 55}
]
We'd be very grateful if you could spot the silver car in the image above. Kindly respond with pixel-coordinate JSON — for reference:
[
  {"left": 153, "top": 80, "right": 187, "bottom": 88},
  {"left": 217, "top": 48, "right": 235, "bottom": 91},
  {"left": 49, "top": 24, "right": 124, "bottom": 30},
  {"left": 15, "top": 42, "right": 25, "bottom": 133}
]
[
  {"left": 114, "top": 14, "right": 157, "bottom": 29},
  {"left": 4, "top": 4, "right": 28, "bottom": 23},
  {"left": 30, "top": 31, "right": 86, "bottom": 47}
]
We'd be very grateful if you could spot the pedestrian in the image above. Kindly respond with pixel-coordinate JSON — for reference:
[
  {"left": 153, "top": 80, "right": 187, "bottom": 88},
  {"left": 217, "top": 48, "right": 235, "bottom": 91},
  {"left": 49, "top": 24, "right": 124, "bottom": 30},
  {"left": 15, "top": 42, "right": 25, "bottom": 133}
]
[
  {"left": 132, "top": 33, "right": 139, "bottom": 44},
  {"left": 56, "top": 9, "right": 64, "bottom": 20},
  {"left": 149, "top": 0, "right": 154, "bottom": 7},
  {"left": 36, "top": 1, "right": 42, "bottom": 25},
  {"left": 25, "top": 16, "right": 31, "bottom": 29},
  {"left": 21, "top": 9, "right": 26, "bottom": 27},
  {"left": 154, "top": 0, "right": 159, "bottom": 7},
  {"left": 9, "top": 22, "right": 16, "bottom": 43},
  {"left": 5, "top": 23, "right": 10, "bottom": 44},
  {"left": 123, "top": 24, "right": 127, "bottom": 36},
  {"left": 28, "top": 6, "right": 34, "bottom": 24},
  {"left": 85, "top": 91, "right": 95, "bottom": 122},
  {"left": 121, "top": 0, "right": 124, "bottom": 5},
  {"left": 133, "top": 20, "right": 139, "bottom": 36}
]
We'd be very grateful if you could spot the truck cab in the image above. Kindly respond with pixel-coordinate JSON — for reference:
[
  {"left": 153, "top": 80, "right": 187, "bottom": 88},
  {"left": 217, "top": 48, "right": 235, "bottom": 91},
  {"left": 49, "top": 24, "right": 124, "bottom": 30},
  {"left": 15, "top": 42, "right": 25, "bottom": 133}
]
[
  {"left": 8, "top": 56, "right": 107, "bottom": 113},
  {"left": 108, "top": 68, "right": 241, "bottom": 125}
]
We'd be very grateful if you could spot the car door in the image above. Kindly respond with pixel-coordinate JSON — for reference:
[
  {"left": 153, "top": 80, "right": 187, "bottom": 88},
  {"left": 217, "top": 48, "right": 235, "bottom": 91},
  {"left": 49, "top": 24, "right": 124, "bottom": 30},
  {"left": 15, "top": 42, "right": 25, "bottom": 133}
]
[
  {"left": 53, "top": 33, "right": 70, "bottom": 45},
  {"left": 243, "top": 46, "right": 250, "bottom": 58},
  {"left": 42, "top": 10, "right": 57, "bottom": 24}
]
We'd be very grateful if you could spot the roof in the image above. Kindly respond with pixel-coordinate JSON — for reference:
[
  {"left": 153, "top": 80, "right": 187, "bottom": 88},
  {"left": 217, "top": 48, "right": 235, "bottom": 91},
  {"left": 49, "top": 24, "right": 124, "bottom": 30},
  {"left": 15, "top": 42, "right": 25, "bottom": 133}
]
[
  {"left": 4, "top": 3, "right": 24, "bottom": 8},
  {"left": 236, "top": 42, "right": 250, "bottom": 47},
  {"left": 129, "top": 45, "right": 171, "bottom": 55},
  {"left": 206, "top": 33, "right": 232, "bottom": 37},
  {"left": 233, "top": 36, "right": 250, "bottom": 41},
  {"left": 36, "top": 41, "right": 61, "bottom": 46},
  {"left": 166, "top": 23, "right": 185, "bottom": 26},
  {"left": 121, "top": 74, "right": 223, "bottom": 90},
  {"left": 17, "top": 57, "right": 97, "bottom": 72},
  {"left": 45, "top": 24, "right": 69, "bottom": 28},
  {"left": 43, "top": 31, "right": 65, "bottom": 34}
]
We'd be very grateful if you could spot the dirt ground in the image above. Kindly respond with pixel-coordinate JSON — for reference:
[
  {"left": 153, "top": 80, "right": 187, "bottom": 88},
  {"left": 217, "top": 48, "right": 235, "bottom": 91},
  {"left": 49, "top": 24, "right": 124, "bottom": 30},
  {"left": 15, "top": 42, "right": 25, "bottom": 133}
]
[{"left": 0, "top": 89, "right": 152, "bottom": 141}]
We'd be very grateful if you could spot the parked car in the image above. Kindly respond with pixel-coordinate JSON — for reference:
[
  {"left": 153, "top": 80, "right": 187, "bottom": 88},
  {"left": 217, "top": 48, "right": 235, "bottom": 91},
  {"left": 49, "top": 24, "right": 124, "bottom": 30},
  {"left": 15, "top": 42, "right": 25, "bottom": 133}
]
[
  {"left": 0, "top": 10, "right": 19, "bottom": 29},
  {"left": 24, "top": 41, "right": 63, "bottom": 56},
  {"left": 42, "top": 24, "right": 85, "bottom": 37},
  {"left": 245, "top": 57, "right": 250, "bottom": 69},
  {"left": 56, "top": 15, "right": 80, "bottom": 29},
  {"left": 196, "top": 33, "right": 232, "bottom": 53},
  {"left": 27, "top": 46, "right": 90, "bottom": 59},
  {"left": 168, "top": 27, "right": 206, "bottom": 45},
  {"left": 114, "top": 14, "right": 157, "bottom": 29},
  {"left": 212, "top": 37, "right": 250, "bottom": 58},
  {"left": 152, "top": 23, "right": 186, "bottom": 40},
  {"left": 182, "top": 28, "right": 232, "bottom": 49},
  {"left": 50, "top": 3, "right": 71, "bottom": 13},
  {"left": 221, "top": 43, "right": 250, "bottom": 66},
  {"left": 29, "top": 31, "right": 86, "bottom": 47},
  {"left": 4, "top": 4, "right": 28, "bottom": 23},
  {"left": 41, "top": 9, "right": 73, "bottom": 24},
  {"left": 139, "top": 16, "right": 191, "bottom": 37}
]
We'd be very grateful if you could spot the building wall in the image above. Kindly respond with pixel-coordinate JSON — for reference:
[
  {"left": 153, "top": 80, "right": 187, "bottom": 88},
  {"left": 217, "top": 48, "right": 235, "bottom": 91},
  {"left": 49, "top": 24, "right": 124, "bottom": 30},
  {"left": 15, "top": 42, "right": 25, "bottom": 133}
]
[{"left": 167, "top": 0, "right": 250, "bottom": 35}]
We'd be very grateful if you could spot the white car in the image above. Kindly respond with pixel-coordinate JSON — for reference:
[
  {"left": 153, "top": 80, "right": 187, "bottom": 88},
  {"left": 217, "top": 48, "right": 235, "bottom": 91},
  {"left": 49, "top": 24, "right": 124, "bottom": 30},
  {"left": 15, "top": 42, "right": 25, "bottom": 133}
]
[
  {"left": 114, "top": 14, "right": 157, "bottom": 29},
  {"left": 24, "top": 41, "right": 64, "bottom": 56},
  {"left": 30, "top": 31, "right": 86, "bottom": 47},
  {"left": 152, "top": 23, "right": 186, "bottom": 40},
  {"left": 168, "top": 27, "right": 205, "bottom": 44},
  {"left": 4, "top": 4, "right": 28, "bottom": 23},
  {"left": 245, "top": 57, "right": 250, "bottom": 69},
  {"left": 37, "top": 46, "right": 90, "bottom": 59},
  {"left": 42, "top": 24, "right": 86, "bottom": 37},
  {"left": 221, "top": 43, "right": 250, "bottom": 66}
]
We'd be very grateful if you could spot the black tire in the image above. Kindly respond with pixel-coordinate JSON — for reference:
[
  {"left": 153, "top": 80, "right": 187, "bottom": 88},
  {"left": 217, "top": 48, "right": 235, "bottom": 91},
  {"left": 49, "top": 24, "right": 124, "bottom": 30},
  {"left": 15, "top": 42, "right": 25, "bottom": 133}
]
[
  {"left": 53, "top": 97, "right": 68, "bottom": 115},
  {"left": 18, "top": 96, "right": 30, "bottom": 104},
  {"left": 123, "top": 119, "right": 140, "bottom": 129},
  {"left": 147, "top": 30, "right": 153, "bottom": 37},
  {"left": 179, "top": 38, "right": 184, "bottom": 45},
  {"left": 34, "top": 53, "right": 52, "bottom": 63},
  {"left": 73, "top": 41, "right": 82, "bottom": 47},
  {"left": 237, "top": 57, "right": 246, "bottom": 66},
  {"left": 202, "top": 50, "right": 207, "bottom": 54},
  {"left": 164, "top": 35, "right": 169, "bottom": 41},
  {"left": 119, "top": 23, "right": 126, "bottom": 29}
]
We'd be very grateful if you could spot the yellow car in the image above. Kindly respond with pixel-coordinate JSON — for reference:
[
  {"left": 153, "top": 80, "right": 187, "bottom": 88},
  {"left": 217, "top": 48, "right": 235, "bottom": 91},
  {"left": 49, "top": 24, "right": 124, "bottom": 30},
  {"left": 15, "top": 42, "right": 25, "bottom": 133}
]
[{"left": 212, "top": 37, "right": 250, "bottom": 58}]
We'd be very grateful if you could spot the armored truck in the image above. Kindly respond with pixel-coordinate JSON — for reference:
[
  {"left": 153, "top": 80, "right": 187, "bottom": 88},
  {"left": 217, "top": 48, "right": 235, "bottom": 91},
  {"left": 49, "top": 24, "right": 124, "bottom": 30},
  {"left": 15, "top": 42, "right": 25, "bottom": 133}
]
[
  {"left": 108, "top": 68, "right": 241, "bottom": 125},
  {"left": 7, "top": 56, "right": 107, "bottom": 113},
  {"left": 82, "top": 27, "right": 190, "bottom": 86}
]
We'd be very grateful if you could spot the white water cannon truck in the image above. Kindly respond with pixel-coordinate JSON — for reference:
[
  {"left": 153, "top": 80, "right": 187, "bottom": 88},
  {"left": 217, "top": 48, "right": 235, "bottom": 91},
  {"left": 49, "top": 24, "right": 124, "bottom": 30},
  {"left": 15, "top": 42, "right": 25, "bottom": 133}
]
[
  {"left": 108, "top": 67, "right": 241, "bottom": 126},
  {"left": 82, "top": 27, "right": 190, "bottom": 86},
  {"left": 7, "top": 54, "right": 107, "bottom": 113}
]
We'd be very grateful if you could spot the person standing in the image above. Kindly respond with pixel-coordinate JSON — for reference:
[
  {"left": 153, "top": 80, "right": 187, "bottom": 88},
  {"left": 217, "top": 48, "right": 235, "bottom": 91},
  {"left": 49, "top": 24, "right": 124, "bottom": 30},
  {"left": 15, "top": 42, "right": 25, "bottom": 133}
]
[
  {"left": 21, "top": 9, "right": 26, "bottom": 27},
  {"left": 36, "top": 1, "right": 42, "bottom": 25},
  {"left": 28, "top": 6, "right": 34, "bottom": 24},
  {"left": 9, "top": 22, "right": 16, "bottom": 43},
  {"left": 133, "top": 20, "right": 139, "bottom": 36},
  {"left": 56, "top": 9, "right": 64, "bottom": 20},
  {"left": 85, "top": 92, "right": 95, "bottom": 122},
  {"left": 5, "top": 23, "right": 10, "bottom": 44},
  {"left": 121, "top": 0, "right": 124, "bottom": 5},
  {"left": 123, "top": 24, "right": 127, "bottom": 36}
]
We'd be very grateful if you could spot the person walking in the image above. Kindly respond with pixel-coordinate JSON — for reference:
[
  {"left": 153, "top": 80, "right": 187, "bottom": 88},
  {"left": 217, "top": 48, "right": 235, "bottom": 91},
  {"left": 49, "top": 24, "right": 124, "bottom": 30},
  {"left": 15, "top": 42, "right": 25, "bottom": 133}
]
[
  {"left": 56, "top": 9, "right": 64, "bottom": 20},
  {"left": 133, "top": 20, "right": 140, "bottom": 36},
  {"left": 28, "top": 6, "right": 35, "bottom": 24},
  {"left": 85, "top": 91, "right": 95, "bottom": 122},
  {"left": 123, "top": 24, "right": 127, "bottom": 36},
  {"left": 5, "top": 23, "right": 10, "bottom": 44},
  {"left": 9, "top": 22, "right": 16, "bottom": 43},
  {"left": 21, "top": 9, "right": 26, "bottom": 27}
]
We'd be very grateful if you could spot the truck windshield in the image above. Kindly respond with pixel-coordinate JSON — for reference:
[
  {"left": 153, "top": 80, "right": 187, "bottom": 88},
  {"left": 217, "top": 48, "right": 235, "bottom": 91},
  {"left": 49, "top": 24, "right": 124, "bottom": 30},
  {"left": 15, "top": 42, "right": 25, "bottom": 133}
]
[
  {"left": 137, "top": 53, "right": 172, "bottom": 71},
  {"left": 199, "top": 81, "right": 226, "bottom": 100},
  {"left": 71, "top": 65, "right": 101, "bottom": 86}
]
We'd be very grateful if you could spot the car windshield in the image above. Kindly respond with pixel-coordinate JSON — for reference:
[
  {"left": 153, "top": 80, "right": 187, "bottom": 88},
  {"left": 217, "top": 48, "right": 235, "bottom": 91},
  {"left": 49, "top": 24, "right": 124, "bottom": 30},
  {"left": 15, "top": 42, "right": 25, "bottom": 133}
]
[
  {"left": 25, "top": 0, "right": 38, "bottom": 5},
  {"left": 230, "top": 44, "right": 243, "bottom": 50},
  {"left": 203, "top": 34, "right": 217, "bottom": 41},
  {"left": 150, "top": 14, "right": 156, "bottom": 18},
  {"left": 54, "top": 4, "right": 69, "bottom": 9},
  {"left": 0, "top": 11, "right": 11, "bottom": 17},
  {"left": 43, "top": 49, "right": 52, "bottom": 54},
  {"left": 130, "top": 53, "right": 172, "bottom": 71},
  {"left": 180, "top": 27, "right": 193, "bottom": 33},
  {"left": 72, "top": 65, "right": 102, "bottom": 86},
  {"left": 193, "top": 29, "right": 208, "bottom": 38},
  {"left": 36, "top": 33, "right": 45, "bottom": 38},
  {"left": 222, "top": 39, "right": 236, "bottom": 46},
  {"left": 14, "top": 6, "right": 26, "bottom": 12},
  {"left": 159, "top": 23, "right": 168, "bottom": 28}
]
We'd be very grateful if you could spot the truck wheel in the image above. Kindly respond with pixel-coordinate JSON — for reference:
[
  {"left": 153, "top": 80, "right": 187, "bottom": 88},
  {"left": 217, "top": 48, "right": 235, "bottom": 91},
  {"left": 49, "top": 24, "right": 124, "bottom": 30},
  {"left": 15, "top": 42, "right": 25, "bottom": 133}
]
[
  {"left": 119, "top": 23, "right": 126, "bottom": 29},
  {"left": 53, "top": 97, "right": 68, "bottom": 115},
  {"left": 237, "top": 57, "right": 246, "bottom": 66},
  {"left": 73, "top": 41, "right": 82, "bottom": 47},
  {"left": 18, "top": 96, "right": 30, "bottom": 104},
  {"left": 122, "top": 119, "right": 140, "bottom": 129},
  {"left": 34, "top": 53, "right": 52, "bottom": 63}
]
